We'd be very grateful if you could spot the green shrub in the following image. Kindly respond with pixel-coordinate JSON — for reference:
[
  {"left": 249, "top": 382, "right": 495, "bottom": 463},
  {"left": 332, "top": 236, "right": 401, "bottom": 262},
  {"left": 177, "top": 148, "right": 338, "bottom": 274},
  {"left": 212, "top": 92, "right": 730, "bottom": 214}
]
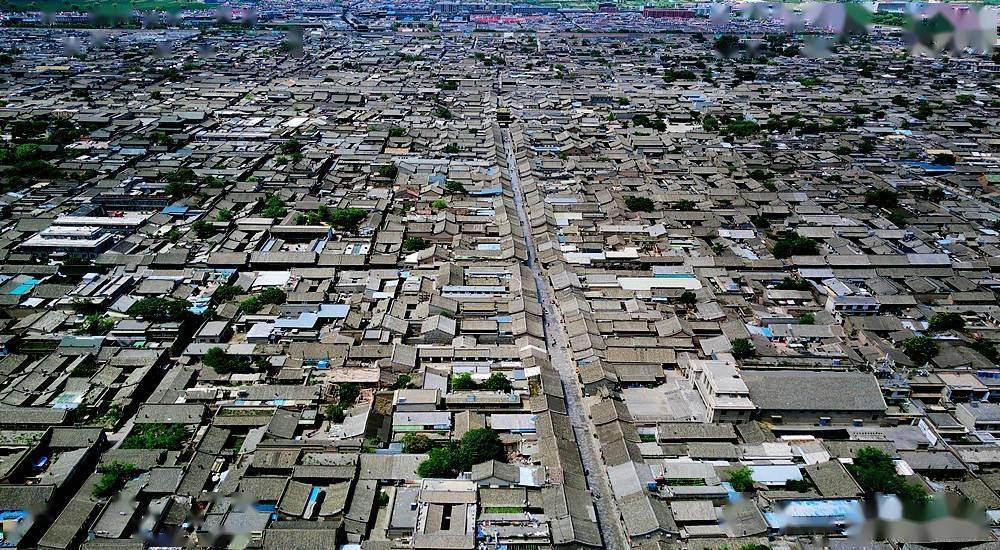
[{"left": 122, "top": 423, "right": 188, "bottom": 450}]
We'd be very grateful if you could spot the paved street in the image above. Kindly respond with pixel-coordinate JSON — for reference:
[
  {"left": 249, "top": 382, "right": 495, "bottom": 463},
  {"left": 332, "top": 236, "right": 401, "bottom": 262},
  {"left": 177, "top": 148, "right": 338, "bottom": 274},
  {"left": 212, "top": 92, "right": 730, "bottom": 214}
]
[{"left": 502, "top": 129, "right": 628, "bottom": 550}]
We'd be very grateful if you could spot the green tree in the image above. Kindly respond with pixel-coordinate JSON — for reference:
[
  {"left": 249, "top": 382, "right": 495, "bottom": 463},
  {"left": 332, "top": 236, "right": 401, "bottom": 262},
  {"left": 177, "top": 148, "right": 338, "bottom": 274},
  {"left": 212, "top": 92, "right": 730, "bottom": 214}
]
[
  {"left": 164, "top": 181, "right": 196, "bottom": 199},
  {"left": 902, "top": 336, "right": 939, "bottom": 365},
  {"left": 164, "top": 167, "right": 197, "bottom": 184},
  {"left": 403, "top": 236, "right": 428, "bottom": 251},
  {"left": 377, "top": 164, "right": 398, "bottom": 179},
  {"left": 403, "top": 433, "right": 433, "bottom": 453},
  {"left": 325, "top": 404, "right": 346, "bottom": 423},
  {"left": 799, "top": 312, "right": 816, "bottom": 325},
  {"left": 848, "top": 446, "right": 927, "bottom": 503},
  {"left": 391, "top": 374, "right": 413, "bottom": 390},
  {"left": 679, "top": 291, "right": 698, "bottom": 307},
  {"left": 723, "top": 119, "right": 761, "bottom": 138},
  {"left": 127, "top": 297, "right": 190, "bottom": 322},
  {"left": 258, "top": 287, "right": 287, "bottom": 305},
  {"left": 887, "top": 209, "right": 908, "bottom": 227},
  {"left": 713, "top": 34, "right": 741, "bottom": 57},
  {"left": 729, "top": 466, "right": 754, "bottom": 492},
  {"left": 279, "top": 138, "right": 302, "bottom": 155},
  {"left": 240, "top": 296, "right": 263, "bottom": 313},
  {"left": 932, "top": 152, "right": 956, "bottom": 166},
  {"left": 451, "top": 372, "right": 478, "bottom": 391},
  {"left": 731, "top": 338, "right": 756, "bottom": 360},
  {"left": 239, "top": 288, "right": 285, "bottom": 313},
  {"left": 93, "top": 461, "right": 140, "bottom": 498},
  {"left": 624, "top": 196, "right": 655, "bottom": 212},
  {"left": 202, "top": 347, "right": 251, "bottom": 375},
  {"left": 79, "top": 314, "right": 114, "bottom": 335},
  {"left": 328, "top": 208, "right": 368, "bottom": 231},
  {"left": 337, "top": 382, "right": 361, "bottom": 406},
  {"left": 191, "top": 220, "right": 217, "bottom": 239},
  {"left": 775, "top": 277, "right": 811, "bottom": 291},
  {"left": 970, "top": 338, "right": 998, "bottom": 364},
  {"left": 702, "top": 114, "right": 719, "bottom": 132},
  {"left": 149, "top": 132, "right": 171, "bottom": 148},
  {"left": 857, "top": 137, "right": 877, "bottom": 155},
  {"left": 431, "top": 199, "right": 448, "bottom": 210},
  {"left": 444, "top": 180, "right": 466, "bottom": 194},
  {"left": 865, "top": 189, "right": 899, "bottom": 209},
  {"left": 928, "top": 312, "right": 965, "bottom": 332},
  {"left": 772, "top": 232, "right": 819, "bottom": 259},
  {"left": 14, "top": 143, "right": 41, "bottom": 161},
  {"left": 672, "top": 199, "right": 697, "bottom": 211},
  {"left": 417, "top": 444, "right": 462, "bottom": 478},
  {"left": 481, "top": 373, "right": 512, "bottom": 393},
  {"left": 213, "top": 284, "right": 243, "bottom": 302},
  {"left": 457, "top": 428, "right": 506, "bottom": 467},
  {"left": 258, "top": 194, "right": 286, "bottom": 219}
]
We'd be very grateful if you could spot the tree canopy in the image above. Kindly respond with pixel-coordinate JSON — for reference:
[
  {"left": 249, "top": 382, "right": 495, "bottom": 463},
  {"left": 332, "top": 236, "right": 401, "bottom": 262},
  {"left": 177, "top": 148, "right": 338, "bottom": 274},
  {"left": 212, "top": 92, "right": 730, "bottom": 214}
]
[
  {"left": 403, "top": 433, "right": 433, "bottom": 454},
  {"left": 416, "top": 428, "right": 507, "bottom": 478},
  {"left": 928, "top": 312, "right": 965, "bottom": 332},
  {"left": 903, "top": 336, "right": 939, "bottom": 365},
  {"left": 848, "top": 446, "right": 928, "bottom": 503},
  {"left": 202, "top": 347, "right": 252, "bottom": 375},
  {"left": 240, "top": 287, "right": 287, "bottom": 313},
  {"left": 624, "top": 196, "right": 655, "bottom": 212},
  {"left": 731, "top": 338, "right": 756, "bottom": 360},
  {"left": 127, "top": 297, "right": 191, "bottom": 322},
  {"left": 729, "top": 466, "right": 754, "bottom": 492},
  {"left": 93, "top": 461, "right": 140, "bottom": 498},
  {"left": 775, "top": 277, "right": 812, "bottom": 291},
  {"left": 403, "top": 236, "right": 428, "bottom": 251},
  {"left": 772, "top": 232, "right": 819, "bottom": 259}
]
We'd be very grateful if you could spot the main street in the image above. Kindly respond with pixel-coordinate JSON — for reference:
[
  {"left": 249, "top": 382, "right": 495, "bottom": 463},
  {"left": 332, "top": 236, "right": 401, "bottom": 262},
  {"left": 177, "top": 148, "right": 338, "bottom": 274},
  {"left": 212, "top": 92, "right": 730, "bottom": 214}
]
[{"left": 502, "top": 129, "right": 628, "bottom": 550}]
